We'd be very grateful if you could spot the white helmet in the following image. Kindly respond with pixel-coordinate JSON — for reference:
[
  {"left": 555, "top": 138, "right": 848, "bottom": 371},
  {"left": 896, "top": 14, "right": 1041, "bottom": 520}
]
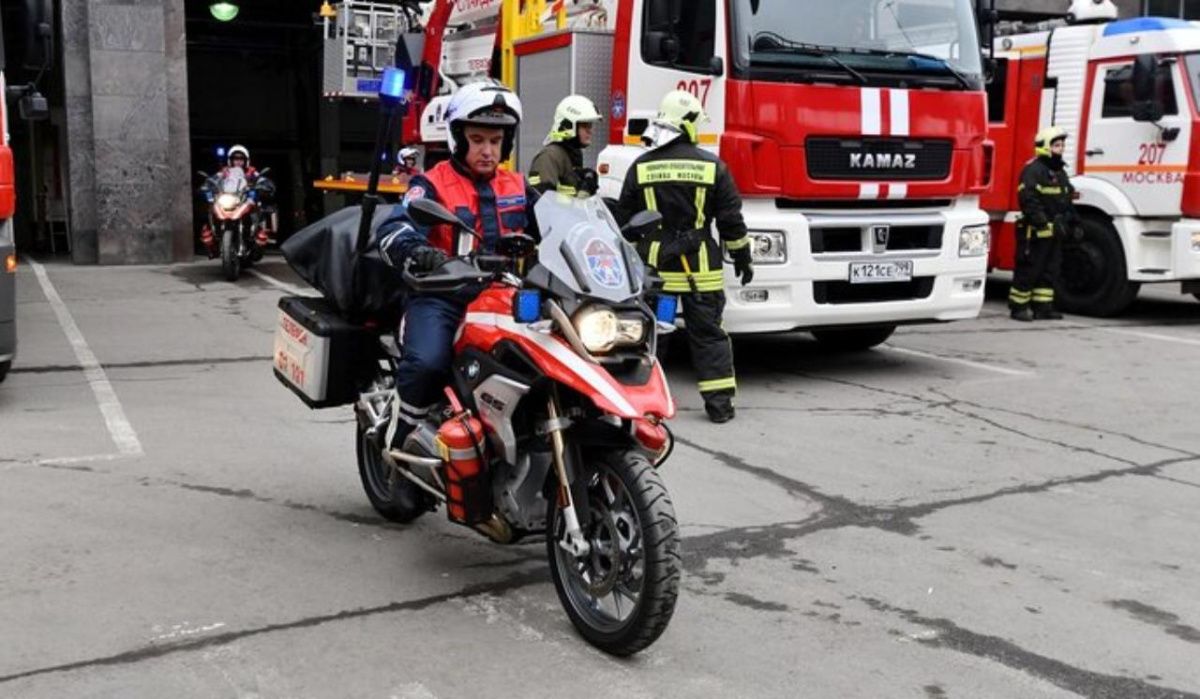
[
  {"left": 643, "top": 90, "right": 708, "bottom": 149},
  {"left": 444, "top": 80, "right": 523, "bottom": 161},
  {"left": 228, "top": 144, "right": 250, "bottom": 166},
  {"left": 545, "top": 94, "right": 602, "bottom": 145},
  {"left": 398, "top": 146, "right": 420, "bottom": 163}
]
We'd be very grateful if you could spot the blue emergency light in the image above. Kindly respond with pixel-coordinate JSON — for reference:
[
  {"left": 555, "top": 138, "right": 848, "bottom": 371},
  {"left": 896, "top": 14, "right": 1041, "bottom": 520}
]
[
  {"left": 655, "top": 295, "right": 678, "bottom": 324},
  {"left": 514, "top": 290, "right": 541, "bottom": 323},
  {"left": 380, "top": 67, "right": 407, "bottom": 101},
  {"left": 216, "top": 146, "right": 226, "bottom": 158}
]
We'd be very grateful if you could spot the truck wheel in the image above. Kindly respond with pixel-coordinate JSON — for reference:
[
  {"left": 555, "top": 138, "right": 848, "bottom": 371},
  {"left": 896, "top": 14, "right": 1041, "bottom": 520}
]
[
  {"left": 811, "top": 325, "right": 896, "bottom": 352},
  {"left": 1058, "top": 216, "right": 1139, "bottom": 317}
]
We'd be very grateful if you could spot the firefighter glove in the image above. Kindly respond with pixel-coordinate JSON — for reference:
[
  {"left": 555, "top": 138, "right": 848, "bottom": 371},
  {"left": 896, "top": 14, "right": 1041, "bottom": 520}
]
[
  {"left": 409, "top": 246, "right": 449, "bottom": 273},
  {"left": 732, "top": 248, "right": 754, "bottom": 286},
  {"left": 575, "top": 167, "right": 599, "bottom": 195}
]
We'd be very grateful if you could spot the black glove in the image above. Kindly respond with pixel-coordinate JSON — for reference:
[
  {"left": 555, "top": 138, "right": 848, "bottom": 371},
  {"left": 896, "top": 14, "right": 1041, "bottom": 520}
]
[
  {"left": 408, "top": 245, "right": 448, "bottom": 273},
  {"left": 575, "top": 167, "right": 599, "bottom": 196},
  {"left": 660, "top": 230, "right": 704, "bottom": 260},
  {"left": 732, "top": 248, "right": 754, "bottom": 286}
]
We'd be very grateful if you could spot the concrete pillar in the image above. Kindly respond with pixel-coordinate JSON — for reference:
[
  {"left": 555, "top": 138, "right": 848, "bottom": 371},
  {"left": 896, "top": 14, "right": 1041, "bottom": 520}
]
[{"left": 60, "top": 0, "right": 191, "bottom": 265}]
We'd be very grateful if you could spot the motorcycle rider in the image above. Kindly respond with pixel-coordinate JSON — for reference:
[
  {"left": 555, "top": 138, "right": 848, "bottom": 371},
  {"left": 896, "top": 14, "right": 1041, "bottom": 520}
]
[
  {"left": 394, "top": 146, "right": 423, "bottom": 177},
  {"left": 1010, "top": 127, "right": 1078, "bottom": 322},
  {"left": 376, "top": 81, "right": 540, "bottom": 446},
  {"left": 222, "top": 144, "right": 259, "bottom": 182},
  {"left": 528, "top": 95, "right": 602, "bottom": 197},
  {"left": 614, "top": 90, "right": 752, "bottom": 424}
]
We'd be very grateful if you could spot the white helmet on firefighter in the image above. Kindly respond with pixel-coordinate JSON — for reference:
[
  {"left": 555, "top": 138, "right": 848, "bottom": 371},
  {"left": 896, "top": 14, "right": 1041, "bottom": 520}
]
[
  {"left": 398, "top": 146, "right": 420, "bottom": 164},
  {"left": 444, "top": 80, "right": 524, "bottom": 162},
  {"left": 1034, "top": 127, "right": 1068, "bottom": 157},
  {"left": 228, "top": 144, "right": 250, "bottom": 166},
  {"left": 544, "top": 94, "right": 602, "bottom": 145},
  {"left": 642, "top": 90, "right": 708, "bottom": 149}
]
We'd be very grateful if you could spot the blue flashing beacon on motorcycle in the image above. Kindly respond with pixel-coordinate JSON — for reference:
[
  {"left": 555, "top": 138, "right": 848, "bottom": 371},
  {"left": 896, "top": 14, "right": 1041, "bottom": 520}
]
[
  {"left": 380, "top": 66, "right": 406, "bottom": 101},
  {"left": 514, "top": 290, "right": 541, "bottom": 323}
]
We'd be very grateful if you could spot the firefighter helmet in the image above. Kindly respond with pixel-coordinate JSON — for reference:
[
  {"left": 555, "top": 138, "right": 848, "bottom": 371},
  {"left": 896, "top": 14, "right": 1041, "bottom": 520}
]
[
  {"left": 644, "top": 90, "right": 708, "bottom": 148},
  {"left": 445, "top": 80, "right": 523, "bottom": 162},
  {"left": 545, "top": 95, "right": 602, "bottom": 145},
  {"left": 228, "top": 144, "right": 250, "bottom": 165},
  {"left": 398, "top": 146, "right": 420, "bottom": 164},
  {"left": 1034, "top": 127, "right": 1068, "bottom": 157}
]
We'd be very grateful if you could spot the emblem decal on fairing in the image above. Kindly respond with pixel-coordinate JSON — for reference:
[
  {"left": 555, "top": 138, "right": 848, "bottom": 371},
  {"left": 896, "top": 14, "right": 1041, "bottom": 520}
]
[{"left": 585, "top": 238, "right": 626, "bottom": 289}]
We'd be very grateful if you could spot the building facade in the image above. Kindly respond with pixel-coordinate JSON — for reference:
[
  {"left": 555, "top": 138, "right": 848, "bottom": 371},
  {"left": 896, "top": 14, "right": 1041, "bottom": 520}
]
[{"left": 0, "top": 0, "right": 1180, "bottom": 264}]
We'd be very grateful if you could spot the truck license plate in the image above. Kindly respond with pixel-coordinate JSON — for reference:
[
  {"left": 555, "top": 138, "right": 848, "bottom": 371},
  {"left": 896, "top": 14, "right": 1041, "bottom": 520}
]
[{"left": 849, "top": 260, "right": 913, "bottom": 284}]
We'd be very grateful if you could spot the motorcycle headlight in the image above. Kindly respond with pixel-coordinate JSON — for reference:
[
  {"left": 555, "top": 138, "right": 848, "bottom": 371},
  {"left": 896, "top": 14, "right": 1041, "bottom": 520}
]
[
  {"left": 959, "top": 224, "right": 990, "bottom": 257},
  {"left": 573, "top": 305, "right": 619, "bottom": 354},
  {"left": 217, "top": 193, "right": 241, "bottom": 211}
]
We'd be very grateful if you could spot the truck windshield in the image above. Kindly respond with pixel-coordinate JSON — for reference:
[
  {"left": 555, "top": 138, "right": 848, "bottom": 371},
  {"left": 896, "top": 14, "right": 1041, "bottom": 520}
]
[{"left": 730, "top": 0, "right": 983, "bottom": 89}]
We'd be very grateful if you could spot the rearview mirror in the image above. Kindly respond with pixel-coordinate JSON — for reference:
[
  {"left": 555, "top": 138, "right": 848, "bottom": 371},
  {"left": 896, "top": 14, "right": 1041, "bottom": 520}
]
[
  {"left": 498, "top": 232, "right": 537, "bottom": 259},
  {"left": 1132, "top": 54, "right": 1158, "bottom": 103},
  {"left": 708, "top": 56, "right": 725, "bottom": 77},
  {"left": 621, "top": 210, "right": 663, "bottom": 240},
  {"left": 407, "top": 197, "right": 470, "bottom": 231}
]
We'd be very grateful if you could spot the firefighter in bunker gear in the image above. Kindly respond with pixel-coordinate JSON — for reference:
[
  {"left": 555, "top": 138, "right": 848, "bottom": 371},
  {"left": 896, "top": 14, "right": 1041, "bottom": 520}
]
[
  {"left": 615, "top": 90, "right": 752, "bottom": 424},
  {"left": 1011, "top": 127, "right": 1078, "bottom": 322},
  {"left": 528, "top": 95, "right": 602, "bottom": 197},
  {"left": 375, "top": 81, "right": 540, "bottom": 448}
]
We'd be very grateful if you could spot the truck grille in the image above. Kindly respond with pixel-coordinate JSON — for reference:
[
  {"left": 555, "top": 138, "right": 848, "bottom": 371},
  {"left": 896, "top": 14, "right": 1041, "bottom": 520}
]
[
  {"left": 806, "top": 138, "right": 953, "bottom": 181},
  {"left": 809, "top": 225, "right": 944, "bottom": 253},
  {"left": 813, "top": 278, "right": 935, "bottom": 304}
]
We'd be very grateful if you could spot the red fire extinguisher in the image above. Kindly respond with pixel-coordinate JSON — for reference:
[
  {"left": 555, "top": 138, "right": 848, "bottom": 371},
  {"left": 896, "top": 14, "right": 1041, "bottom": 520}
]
[{"left": 436, "top": 389, "right": 489, "bottom": 525}]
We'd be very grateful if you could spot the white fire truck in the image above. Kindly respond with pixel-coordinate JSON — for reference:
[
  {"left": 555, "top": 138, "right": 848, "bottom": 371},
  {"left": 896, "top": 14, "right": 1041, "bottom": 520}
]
[
  {"left": 328, "top": 0, "right": 995, "bottom": 349},
  {"left": 985, "top": 0, "right": 1200, "bottom": 315}
]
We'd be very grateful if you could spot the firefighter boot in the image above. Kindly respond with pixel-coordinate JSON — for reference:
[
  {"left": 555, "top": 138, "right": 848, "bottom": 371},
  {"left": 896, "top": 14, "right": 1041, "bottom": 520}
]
[
  {"left": 704, "top": 392, "right": 736, "bottom": 424},
  {"left": 1010, "top": 306, "right": 1033, "bottom": 322},
  {"left": 1033, "top": 304, "right": 1063, "bottom": 320}
]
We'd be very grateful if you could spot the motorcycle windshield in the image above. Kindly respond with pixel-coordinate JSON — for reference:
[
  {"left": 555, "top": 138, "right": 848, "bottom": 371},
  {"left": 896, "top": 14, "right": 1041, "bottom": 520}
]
[
  {"left": 220, "top": 168, "right": 247, "bottom": 194},
  {"left": 534, "top": 194, "right": 645, "bottom": 304}
]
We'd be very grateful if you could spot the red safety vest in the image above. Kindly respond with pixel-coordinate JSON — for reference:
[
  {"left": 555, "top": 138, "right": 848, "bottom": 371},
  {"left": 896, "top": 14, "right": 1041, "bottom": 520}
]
[{"left": 420, "top": 162, "right": 530, "bottom": 255}]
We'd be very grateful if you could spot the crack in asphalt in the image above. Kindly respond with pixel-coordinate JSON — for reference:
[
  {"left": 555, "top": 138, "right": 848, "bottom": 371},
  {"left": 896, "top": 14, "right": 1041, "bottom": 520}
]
[
  {"left": 0, "top": 571, "right": 547, "bottom": 686},
  {"left": 9, "top": 355, "right": 272, "bottom": 375},
  {"left": 856, "top": 597, "right": 1200, "bottom": 699}
]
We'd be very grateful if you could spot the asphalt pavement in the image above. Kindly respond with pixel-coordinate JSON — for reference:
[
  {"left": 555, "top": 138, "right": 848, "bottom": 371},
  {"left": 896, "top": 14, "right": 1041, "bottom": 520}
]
[{"left": 1, "top": 255, "right": 1199, "bottom": 698}]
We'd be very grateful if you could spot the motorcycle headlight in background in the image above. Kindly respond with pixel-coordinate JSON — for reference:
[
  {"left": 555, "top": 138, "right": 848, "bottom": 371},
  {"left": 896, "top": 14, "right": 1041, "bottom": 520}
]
[
  {"left": 959, "top": 224, "right": 990, "bottom": 257},
  {"left": 217, "top": 193, "right": 241, "bottom": 211}
]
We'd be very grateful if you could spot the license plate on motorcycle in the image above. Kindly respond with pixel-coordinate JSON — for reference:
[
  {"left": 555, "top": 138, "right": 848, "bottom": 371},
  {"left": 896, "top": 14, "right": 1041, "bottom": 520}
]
[{"left": 849, "top": 260, "right": 913, "bottom": 284}]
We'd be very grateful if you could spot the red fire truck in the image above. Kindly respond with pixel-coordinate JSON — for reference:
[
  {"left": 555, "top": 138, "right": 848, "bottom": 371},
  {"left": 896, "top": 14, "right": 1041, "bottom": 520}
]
[
  {"left": 329, "top": 0, "right": 995, "bottom": 349},
  {"left": 985, "top": 0, "right": 1200, "bottom": 315}
]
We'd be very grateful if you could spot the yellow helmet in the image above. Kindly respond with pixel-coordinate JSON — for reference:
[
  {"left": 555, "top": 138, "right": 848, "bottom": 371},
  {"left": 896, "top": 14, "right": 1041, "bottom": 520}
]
[
  {"left": 651, "top": 90, "right": 707, "bottom": 145},
  {"left": 1034, "top": 127, "right": 1068, "bottom": 157},
  {"left": 545, "top": 95, "right": 602, "bottom": 144}
]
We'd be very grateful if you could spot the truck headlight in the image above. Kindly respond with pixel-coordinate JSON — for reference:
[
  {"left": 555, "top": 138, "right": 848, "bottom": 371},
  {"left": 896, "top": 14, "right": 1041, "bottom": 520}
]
[
  {"left": 958, "top": 225, "right": 990, "bottom": 257},
  {"left": 748, "top": 231, "right": 787, "bottom": 264}
]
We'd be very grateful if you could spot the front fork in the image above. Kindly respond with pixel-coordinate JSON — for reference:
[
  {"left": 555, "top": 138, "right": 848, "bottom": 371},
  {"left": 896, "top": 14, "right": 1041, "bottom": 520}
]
[{"left": 547, "top": 393, "right": 591, "bottom": 558}]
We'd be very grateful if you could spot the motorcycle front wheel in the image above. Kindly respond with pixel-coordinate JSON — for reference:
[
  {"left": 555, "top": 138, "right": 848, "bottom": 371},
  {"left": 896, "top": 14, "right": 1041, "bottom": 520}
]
[
  {"left": 220, "top": 227, "right": 240, "bottom": 281},
  {"left": 547, "top": 449, "right": 680, "bottom": 656}
]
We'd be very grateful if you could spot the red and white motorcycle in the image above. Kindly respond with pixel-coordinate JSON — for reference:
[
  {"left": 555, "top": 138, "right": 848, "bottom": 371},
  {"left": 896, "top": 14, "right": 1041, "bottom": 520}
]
[
  {"left": 275, "top": 194, "right": 681, "bottom": 655},
  {"left": 197, "top": 167, "right": 275, "bottom": 281}
]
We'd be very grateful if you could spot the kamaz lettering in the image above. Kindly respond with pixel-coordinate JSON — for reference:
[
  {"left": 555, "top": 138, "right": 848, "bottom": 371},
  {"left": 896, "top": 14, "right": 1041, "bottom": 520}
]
[{"left": 850, "top": 153, "right": 917, "bottom": 170}]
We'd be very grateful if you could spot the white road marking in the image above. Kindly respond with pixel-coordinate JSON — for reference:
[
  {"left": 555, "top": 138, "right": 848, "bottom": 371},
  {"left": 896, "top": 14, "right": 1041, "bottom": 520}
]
[
  {"left": 29, "top": 260, "right": 144, "bottom": 457},
  {"left": 882, "top": 344, "right": 1034, "bottom": 377},
  {"left": 247, "top": 268, "right": 310, "bottom": 296},
  {"left": 1099, "top": 327, "right": 1200, "bottom": 348},
  {"left": 151, "top": 621, "right": 227, "bottom": 642}
]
